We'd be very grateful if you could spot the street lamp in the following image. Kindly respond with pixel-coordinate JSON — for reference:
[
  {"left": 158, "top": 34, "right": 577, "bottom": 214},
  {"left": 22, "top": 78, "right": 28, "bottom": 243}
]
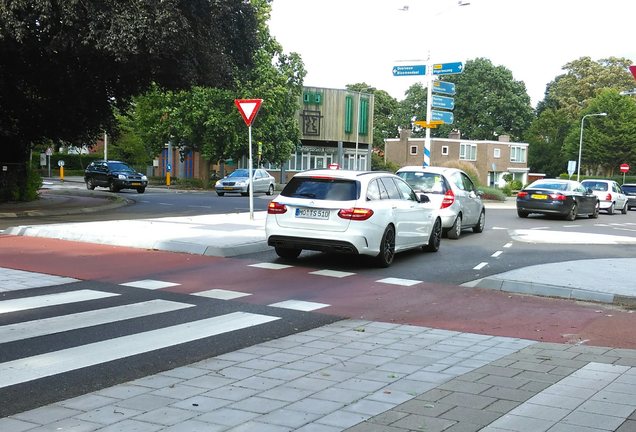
[
  {"left": 577, "top": 112, "right": 607, "bottom": 181},
  {"left": 355, "top": 88, "right": 373, "bottom": 170}
]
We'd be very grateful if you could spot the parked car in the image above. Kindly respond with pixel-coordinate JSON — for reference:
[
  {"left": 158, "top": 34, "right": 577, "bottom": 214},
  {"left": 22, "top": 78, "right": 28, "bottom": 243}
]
[
  {"left": 265, "top": 169, "right": 442, "bottom": 267},
  {"left": 215, "top": 168, "right": 275, "bottom": 196},
  {"left": 622, "top": 183, "right": 636, "bottom": 210},
  {"left": 396, "top": 166, "right": 485, "bottom": 239},
  {"left": 580, "top": 179, "right": 628, "bottom": 215},
  {"left": 84, "top": 160, "right": 148, "bottom": 193},
  {"left": 516, "top": 179, "right": 599, "bottom": 220}
]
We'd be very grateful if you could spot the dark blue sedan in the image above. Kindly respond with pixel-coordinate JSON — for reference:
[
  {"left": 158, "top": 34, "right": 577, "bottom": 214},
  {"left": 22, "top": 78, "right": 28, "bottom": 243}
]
[{"left": 516, "top": 179, "right": 599, "bottom": 220}]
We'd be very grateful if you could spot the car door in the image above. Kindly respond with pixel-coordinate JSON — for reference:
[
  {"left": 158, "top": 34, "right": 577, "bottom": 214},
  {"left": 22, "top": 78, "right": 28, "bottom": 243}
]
[
  {"left": 575, "top": 183, "right": 596, "bottom": 213},
  {"left": 380, "top": 177, "right": 431, "bottom": 248},
  {"left": 612, "top": 182, "right": 627, "bottom": 209},
  {"left": 449, "top": 172, "right": 480, "bottom": 226}
]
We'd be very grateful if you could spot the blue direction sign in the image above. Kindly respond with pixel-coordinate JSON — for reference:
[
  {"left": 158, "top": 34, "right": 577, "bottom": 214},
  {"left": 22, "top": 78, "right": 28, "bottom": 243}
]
[
  {"left": 432, "top": 110, "right": 454, "bottom": 124},
  {"left": 432, "top": 95, "right": 455, "bottom": 110},
  {"left": 432, "top": 80, "right": 456, "bottom": 95},
  {"left": 392, "top": 64, "right": 426, "bottom": 77},
  {"left": 432, "top": 61, "right": 464, "bottom": 75}
]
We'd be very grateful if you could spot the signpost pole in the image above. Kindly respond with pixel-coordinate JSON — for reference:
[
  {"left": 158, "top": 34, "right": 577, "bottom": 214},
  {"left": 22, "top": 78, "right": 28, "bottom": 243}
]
[
  {"left": 234, "top": 99, "right": 263, "bottom": 221},
  {"left": 424, "top": 63, "right": 433, "bottom": 167},
  {"left": 248, "top": 124, "right": 254, "bottom": 220}
]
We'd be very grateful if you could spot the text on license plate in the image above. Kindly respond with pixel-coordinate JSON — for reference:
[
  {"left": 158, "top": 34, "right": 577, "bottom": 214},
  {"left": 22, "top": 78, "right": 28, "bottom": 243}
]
[
  {"left": 532, "top": 194, "right": 548, "bottom": 200},
  {"left": 295, "top": 208, "right": 330, "bottom": 219},
  {"left": 131, "top": 182, "right": 141, "bottom": 186}
]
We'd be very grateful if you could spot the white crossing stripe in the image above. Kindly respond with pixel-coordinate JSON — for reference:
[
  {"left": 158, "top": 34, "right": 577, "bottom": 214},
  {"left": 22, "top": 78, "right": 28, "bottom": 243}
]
[
  {"left": 376, "top": 277, "right": 421, "bottom": 287},
  {"left": 0, "top": 300, "right": 193, "bottom": 344},
  {"left": 268, "top": 300, "right": 330, "bottom": 311},
  {"left": 119, "top": 279, "right": 181, "bottom": 289},
  {"left": 473, "top": 262, "right": 488, "bottom": 270},
  {"left": 193, "top": 289, "right": 251, "bottom": 300},
  {"left": 248, "top": 263, "right": 292, "bottom": 270},
  {"left": 0, "top": 290, "right": 119, "bottom": 314},
  {"left": 0, "top": 267, "right": 78, "bottom": 292},
  {"left": 309, "top": 269, "right": 355, "bottom": 278},
  {"left": 0, "top": 312, "right": 279, "bottom": 389}
]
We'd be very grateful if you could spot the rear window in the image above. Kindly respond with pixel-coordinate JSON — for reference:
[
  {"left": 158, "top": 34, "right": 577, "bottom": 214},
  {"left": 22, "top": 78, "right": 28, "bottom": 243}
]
[
  {"left": 281, "top": 177, "right": 359, "bottom": 201},
  {"left": 530, "top": 181, "right": 568, "bottom": 191},
  {"left": 582, "top": 181, "right": 608, "bottom": 191},
  {"left": 622, "top": 185, "right": 636, "bottom": 194},
  {"left": 397, "top": 171, "right": 448, "bottom": 194}
]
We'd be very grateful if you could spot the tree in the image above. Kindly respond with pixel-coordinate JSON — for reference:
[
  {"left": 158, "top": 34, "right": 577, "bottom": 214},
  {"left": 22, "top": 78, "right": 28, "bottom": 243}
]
[
  {"left": 0, "top": 0, "right": 259, "bottom": 201},
  {"left": 396, "top": 83, "right": 428, "bottom": 137},
  {"left": 525, "top": 108, "right": 572, "bottom": 177}
]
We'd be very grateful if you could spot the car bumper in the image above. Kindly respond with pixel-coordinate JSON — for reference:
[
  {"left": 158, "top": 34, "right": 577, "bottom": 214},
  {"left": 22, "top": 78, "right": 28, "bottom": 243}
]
[
  {"left": 114, "top": 180, "right": 147, "bottom": 189},
  {"left": 216, "top": 185, "right": 248, "bottom": 193},
  {"left": 516, "top": 201, "right": 568, "bottom": 216}
]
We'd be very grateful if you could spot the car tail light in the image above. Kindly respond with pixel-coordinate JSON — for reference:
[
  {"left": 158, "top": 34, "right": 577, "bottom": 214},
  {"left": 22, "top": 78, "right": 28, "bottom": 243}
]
[
  {"left": 605, "top": 193, "right": 612, "bottom": 201},
  {"left": 517, "top": 191, "right": 528, "bottom": 198},
  {"left": 549, "top": 193, "right": 567, "bottom": 201},
  {"left": 267, "top": 201, "right": 287, "bottom": 214},
  {"left": 441, "top": 189, "right": 455, "bottom": 209},
  {"left": 338, "top": 208, "right": 374, "bottom": 221}
]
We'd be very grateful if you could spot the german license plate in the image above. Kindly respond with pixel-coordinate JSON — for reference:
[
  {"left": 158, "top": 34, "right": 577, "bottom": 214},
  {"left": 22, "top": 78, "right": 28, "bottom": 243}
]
[
  {"left": 532, "top": 194, "right": 547, "bottom": 200},
  {"left": 295, "top": 208, "right": 330, "bottom": 219}
]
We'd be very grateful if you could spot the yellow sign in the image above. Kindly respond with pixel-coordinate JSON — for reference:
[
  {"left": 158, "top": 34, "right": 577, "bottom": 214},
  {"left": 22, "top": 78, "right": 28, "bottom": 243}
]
[{"left": 413, "top": 120, "right": 444, "bottom": 128}]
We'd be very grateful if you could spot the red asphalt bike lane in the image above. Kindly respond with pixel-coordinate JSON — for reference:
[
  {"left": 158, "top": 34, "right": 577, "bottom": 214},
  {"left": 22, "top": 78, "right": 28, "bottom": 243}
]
[{"left": 2, "top": 234, "right": 635, "bottom": 349}]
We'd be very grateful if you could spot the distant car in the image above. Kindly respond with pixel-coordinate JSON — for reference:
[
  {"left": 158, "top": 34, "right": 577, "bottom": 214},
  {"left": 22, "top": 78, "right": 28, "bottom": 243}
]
[
  {"left": 580, "top": 179, "right": 628, "bottom": 215},
  {"left": 396, "top": 166, "right": 485, "bottom": 239},
  {"left": 622, "top": 183, "right": 636, "bottom": 211},
  {"left": 265, "top": 169, "right": 442, "bottom": 267},
  {"left": 84, "top": 160, "right": 148, "bottom": 194},
  {"left": 215, "top": 168, "right": 275, "bottom": 196},
  {"left": 516, "top": 179, "right": 599, "bottom": 220}
]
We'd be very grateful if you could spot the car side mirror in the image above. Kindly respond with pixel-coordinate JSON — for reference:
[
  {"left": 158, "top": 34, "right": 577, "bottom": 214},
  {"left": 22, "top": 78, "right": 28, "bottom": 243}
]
[
  {"left": 418, "top": 193, "right": 431, "bottom": 203},
  {"left": 586, "top": 188, "right": 593, "bottom": 194}
]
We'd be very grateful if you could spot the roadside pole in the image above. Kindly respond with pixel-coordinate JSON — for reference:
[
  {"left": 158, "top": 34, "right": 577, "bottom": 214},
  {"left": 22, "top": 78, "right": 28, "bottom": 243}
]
[{"left": 235, "top": 99, "right": 263, "bottom": 220}]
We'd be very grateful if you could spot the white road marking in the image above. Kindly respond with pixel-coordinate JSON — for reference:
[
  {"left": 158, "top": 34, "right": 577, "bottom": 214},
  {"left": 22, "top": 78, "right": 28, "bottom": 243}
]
[
  {"left": 248, "top": 263, "right": 292, "bottom": 270},
  {"left": 0, "top": 290, "right": 119, "bottom": 314},
  {"left": 120, "top": 279, "right": 181, "bottom": 290},
  {"left": 0, "top": 312, "right": 279, "bottom": 389},
  {"left": 376, "top": 278, "right": 421, "bottom": 287},
  {"left": 193, "top": 289, "right": 251, "bottom": 300},
  {"left": 268, "top": 300, "right": 330, "bottom": 311},
  {"left": 511, "top": 230, "right": 636, "bottom": 244},
  {"left": 309, "top": 269, "right": 355, "bottom": 278},
  {"left": 492, "top": 251, "right": 503, "bottom": 258},
  {"left": 0, "top": 300, "right": 193, "bottom": 344},
  {"left": 473, "top": 262, "right": 488, "bottom": 270},
  {"left": 503, "top": 242, "right": 513, "bottom": 248}
]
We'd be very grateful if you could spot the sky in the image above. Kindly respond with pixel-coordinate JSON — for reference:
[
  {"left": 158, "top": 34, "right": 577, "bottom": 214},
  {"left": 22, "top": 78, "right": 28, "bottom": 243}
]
[{"left": 268, "top": 0, "right": 636, "bottom": 107}]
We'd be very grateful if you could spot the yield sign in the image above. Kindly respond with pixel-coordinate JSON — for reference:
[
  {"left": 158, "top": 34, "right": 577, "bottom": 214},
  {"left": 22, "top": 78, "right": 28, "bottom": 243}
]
[
  {"left": 234, "top": 99, "right": 263, "bottom": 127},
  {"left": 630, "top": 65, "right": 636, "bottom": 81}
]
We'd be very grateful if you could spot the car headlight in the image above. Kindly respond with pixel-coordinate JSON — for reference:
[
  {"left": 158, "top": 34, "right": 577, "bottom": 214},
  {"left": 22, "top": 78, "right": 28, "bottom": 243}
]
[
  {"left": 215, "top": 180, "right": 222, "bottom": 187},
  {"left": 118, "top": 174, "right": 126, "bottom": 180},
  {"left": 141, "top": 175, "right": 147, "bottom": 181},
  {"left": 237, "top": 180, "right": 247, "bottom": 186}
]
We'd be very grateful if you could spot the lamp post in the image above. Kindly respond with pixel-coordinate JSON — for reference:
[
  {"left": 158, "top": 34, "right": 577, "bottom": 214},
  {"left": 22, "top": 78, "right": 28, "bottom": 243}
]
[
  {"left": 577, "top": 112, "right": 607, "bottom": 181},
  {"left": 354, "top": 88, "right": 373, "bottom": 170}
]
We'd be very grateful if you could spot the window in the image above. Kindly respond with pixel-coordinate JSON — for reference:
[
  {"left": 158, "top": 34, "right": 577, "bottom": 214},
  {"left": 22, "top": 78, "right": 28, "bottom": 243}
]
[
  {"left": 460, "top": 143, "right": 477, "bottom": 161},
  {"left": 510, "top": 146, "right": 526, "bottom": 163},
  {"left": 410, "top": 145, "right": 418, "bottom": 155},
  {"left": 441, "top": 146, "right": 449, "bottom": 156},
  {"left": 494, "top": 148, "right": 501, "bottom": 158}
]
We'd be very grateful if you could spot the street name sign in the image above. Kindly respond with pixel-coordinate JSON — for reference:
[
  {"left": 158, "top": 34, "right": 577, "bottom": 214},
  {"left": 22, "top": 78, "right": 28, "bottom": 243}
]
[
  {"left": 432, "top": 61, "right": 464, "bottom": 75},
  {"left": 432, "top": 95, "right": 455, "bottom": 110},
  {"left": 392, "top": 65, "right": 426, "bottom": 76},
  {"left": 432, "top": 110, "right": 454, "bottom": 124},
  {"left": 432, "top": 80, "right": 456, "bottom": 95},
  {"left": 414, "top": 120, "right": 444, "bottom": 129}
]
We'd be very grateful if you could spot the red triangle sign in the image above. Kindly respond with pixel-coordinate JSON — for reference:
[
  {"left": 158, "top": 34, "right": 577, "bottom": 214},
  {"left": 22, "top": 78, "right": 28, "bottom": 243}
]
[
  {"left": 235, "top": 99, "right": 263, "bottom": 126},
  {"left": 630, "top": 65, "right": 636, "bottom": 81}
]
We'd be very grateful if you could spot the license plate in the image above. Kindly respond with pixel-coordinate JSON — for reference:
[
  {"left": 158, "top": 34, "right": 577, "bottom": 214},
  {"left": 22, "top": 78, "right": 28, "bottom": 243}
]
[
  {"left": 224, "top": 187, "right": 233, "bottom": 190},
  {"left": 131, "top": 182, "right": 141, "bottom": 186},
  {"left": 532, "top": 194, "right": 547, "bottom": 200},
  {"left": 295, "top": 208, "right": 330, "bottom": 219}
]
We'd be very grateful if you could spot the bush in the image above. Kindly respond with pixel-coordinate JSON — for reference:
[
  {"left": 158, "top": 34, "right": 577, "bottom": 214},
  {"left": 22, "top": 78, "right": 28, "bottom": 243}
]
[
  {"left": 0, "top": 165, "right": 42, "bottom": 202},
  {"left": 440, "top": 160, "right": 482, "bottom": 186},
  {"left": 479, "top": 186, "right": 507, "bottom": 201}
]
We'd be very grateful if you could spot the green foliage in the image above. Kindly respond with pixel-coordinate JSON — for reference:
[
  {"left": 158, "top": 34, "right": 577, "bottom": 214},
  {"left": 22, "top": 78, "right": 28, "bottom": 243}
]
[
  {"left": 524, "top": 108, "right": 572, "bottom": 177},
  {"left": 0, "top": 165, "right": 42, "bottom": 202},
  {"left": 439, "top": 160, "right": 482, "bottom": 186},
  {"left": 371, "top": 152, "right": 399, "bottom": 172},
  {"left": 479, "top": 186, "right": 507, "bottom": 201},
  {"left": 396, "top": 83, "right": 428, "bottom": 136}
]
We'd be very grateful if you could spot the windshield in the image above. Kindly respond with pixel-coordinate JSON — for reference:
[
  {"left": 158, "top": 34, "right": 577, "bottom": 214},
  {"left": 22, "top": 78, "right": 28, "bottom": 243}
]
[
  {"left": 397, "top": 171, "right": 447, "bottom": 194},
  {"left": 228, "top": 169, "right": 250, "bottom": 178},
  {"left": 107, "top": 162, "right": 135, "bottom": 173}
]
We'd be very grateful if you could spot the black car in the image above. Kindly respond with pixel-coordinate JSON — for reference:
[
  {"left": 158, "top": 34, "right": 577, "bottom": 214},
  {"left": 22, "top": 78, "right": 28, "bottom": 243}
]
[
  {"left": 516, "top": 179, "right": 599, "bottom": 220},
  {"left": 622, "top": 183, "right": 636, "bottom": 210},
  {"left": 84, "top": 160, "right": 148, "bottom": 193}
]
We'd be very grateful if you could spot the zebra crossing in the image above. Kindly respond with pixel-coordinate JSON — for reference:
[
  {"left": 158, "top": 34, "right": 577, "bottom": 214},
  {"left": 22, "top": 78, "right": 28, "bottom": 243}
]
[{"left": 0, "top": 267, "right": 339, "bottom": 416}]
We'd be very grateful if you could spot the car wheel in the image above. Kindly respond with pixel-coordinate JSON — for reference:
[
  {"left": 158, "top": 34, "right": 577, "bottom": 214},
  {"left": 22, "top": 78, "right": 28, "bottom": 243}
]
[
  {"left": 267, "top": 184, "right": 274, "bottom": 196},
  {"left": 607, "top": 202, "right": 614, "bottom": 215},
  {"left": 424, "top": 218, "right": 442, "bottom": 252},
  {"left": 621, "top": 202, "right": 628, "bottom": 214},
  {"left": 241, "top": 187, "right": 249, "bottom": 197},
  {"left": 275, "top": 247, "right": 301, "bottom": 260},
  {"left": 375, "top": 225, "right": 396, "bottom": 267},
  {"left": 217, "top": 192, "right": 225, "bottom": 196},
  {"left": 517, "top": 209, "right": 529, "bottom": 218},
  {"left": 137, "top": 187, "right": 145, "bottom": 194},
  {"left": 589, "top": 201, "right": 600, "bottom": 219},
  {"left": 108, "top": 181, "right": 119, "bottom": 193},
  {"left": 565, "top": 203, "right": 577, "bottom": 221},
  {"left": 473, "top": 210, "right": 485, "bottom": 233},
  {"left": 86, "top": 179, "right": 95, "bottom": 190},
  {"left": 447, "top": 214, "right": 462, "bottom": 239}
]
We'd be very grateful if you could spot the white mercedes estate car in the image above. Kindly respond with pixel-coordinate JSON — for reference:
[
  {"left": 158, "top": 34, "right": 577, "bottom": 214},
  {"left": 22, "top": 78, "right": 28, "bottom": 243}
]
[{"left": 265, "top": 170, "right": 442, "bottom": 267}]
